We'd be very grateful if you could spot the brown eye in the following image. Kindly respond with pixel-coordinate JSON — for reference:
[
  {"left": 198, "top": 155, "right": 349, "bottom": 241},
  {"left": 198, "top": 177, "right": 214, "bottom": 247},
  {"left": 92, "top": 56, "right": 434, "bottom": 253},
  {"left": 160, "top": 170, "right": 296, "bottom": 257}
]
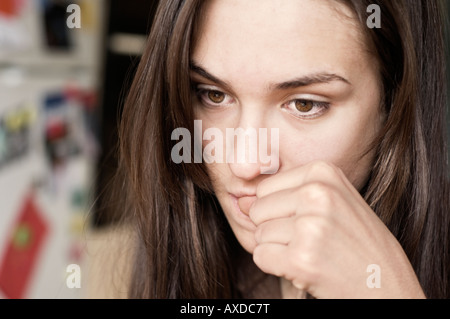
[
  {"left": 283, "top": 98, "right": 330, "bottom": 119},
  {"left": 208, "top": 90, "right": 226, "bottom": 104},
  {"left": 295, "top": 100, "right": 314, "bottom": 113}
]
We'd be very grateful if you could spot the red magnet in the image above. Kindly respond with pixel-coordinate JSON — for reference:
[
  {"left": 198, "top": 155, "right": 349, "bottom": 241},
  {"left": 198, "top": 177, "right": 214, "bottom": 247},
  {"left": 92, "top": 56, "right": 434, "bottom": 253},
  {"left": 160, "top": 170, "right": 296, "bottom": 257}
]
[{"left": 0, "top": 193, "right": 49, "bottom": 299}]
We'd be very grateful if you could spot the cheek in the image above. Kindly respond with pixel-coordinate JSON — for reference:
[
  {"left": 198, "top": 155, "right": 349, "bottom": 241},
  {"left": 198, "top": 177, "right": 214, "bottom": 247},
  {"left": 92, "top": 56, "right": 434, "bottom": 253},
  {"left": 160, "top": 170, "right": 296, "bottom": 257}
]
[{"left": 279, "top": 111, "right": 381, "bottom": 188}]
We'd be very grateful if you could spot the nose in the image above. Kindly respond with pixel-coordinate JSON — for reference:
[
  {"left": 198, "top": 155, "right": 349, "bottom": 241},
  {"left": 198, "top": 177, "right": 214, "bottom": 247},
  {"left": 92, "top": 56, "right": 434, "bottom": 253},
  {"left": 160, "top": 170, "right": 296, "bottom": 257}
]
[
  {"left": 227, "top": 129, "right": 264, "bottom": 180},
  {"left": 227, "top": 109, "right": 279, "bottom": 180}
]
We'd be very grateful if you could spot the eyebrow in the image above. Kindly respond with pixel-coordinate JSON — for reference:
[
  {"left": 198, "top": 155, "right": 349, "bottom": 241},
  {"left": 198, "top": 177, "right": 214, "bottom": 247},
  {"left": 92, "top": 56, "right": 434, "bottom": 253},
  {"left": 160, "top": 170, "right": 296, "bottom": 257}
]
[
  {"left": 189, "top": 62, "right": 351, "bottom": 91},
  {"left": 190, "top": 62, "right": 230, "bottom": 89},
  {"left": 274, "top": 73, "right": 351, "bottom": 90}
]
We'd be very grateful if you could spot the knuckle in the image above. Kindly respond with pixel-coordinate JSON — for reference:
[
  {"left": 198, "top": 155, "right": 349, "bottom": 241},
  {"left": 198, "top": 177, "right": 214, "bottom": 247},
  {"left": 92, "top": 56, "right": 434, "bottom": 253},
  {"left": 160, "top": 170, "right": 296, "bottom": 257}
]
[
  {"left": 290, "top": 245, "right": 313, "bottom": 266},
  {"left": 308, "top": 216, "right": 330, "bottom": 240},
  {"left": 288, "top": 246, "right": 319, "bottom": 282},
  {"left": 287, "top": 247, "right": 306, "bottom": 270},
  {"left": 307, "top": 160, "right": 340, "bottom": 180},
  {"left": 293, "top": 216, "right": 309, "bottom": 233},
  {"left": 294, "top": 215, "right": 330, "bottom": 242},
  {"left": 297, "top": 182, "right": 334, "bottom": 211},
  {"left": 289, "top": 220, "right": 327, "bottom": 284},
  {"left": 305, "top": 181, "right": 330, "bottom": 198}
]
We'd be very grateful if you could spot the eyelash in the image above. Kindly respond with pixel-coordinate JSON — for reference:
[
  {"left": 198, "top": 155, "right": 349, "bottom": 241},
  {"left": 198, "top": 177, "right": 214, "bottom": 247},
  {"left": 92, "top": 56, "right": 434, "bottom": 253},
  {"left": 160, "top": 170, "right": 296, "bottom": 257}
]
[
  {"left": 195, "top": 87, "right": 235, "bottom": 108},
  {"left": 281, "top": 99, "right": 330, "bottom": 119},
  {"left": 194, "top": 85, "right": 330, "bottom": 119}
]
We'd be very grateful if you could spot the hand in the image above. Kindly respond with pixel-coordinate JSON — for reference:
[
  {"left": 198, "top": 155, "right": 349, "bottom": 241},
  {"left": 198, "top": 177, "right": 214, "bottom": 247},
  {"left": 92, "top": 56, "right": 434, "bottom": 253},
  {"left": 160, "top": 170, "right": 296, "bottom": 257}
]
[{"left": 249, "top": 161, "right": 426, "bottom": 298}]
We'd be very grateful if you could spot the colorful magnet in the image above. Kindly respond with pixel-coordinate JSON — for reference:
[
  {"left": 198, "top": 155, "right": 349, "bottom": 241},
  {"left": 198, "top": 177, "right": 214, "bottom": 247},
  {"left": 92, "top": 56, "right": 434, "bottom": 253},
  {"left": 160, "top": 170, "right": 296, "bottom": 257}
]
[{"left": 0, "top": 193, "right": 49, "bottom": 299}]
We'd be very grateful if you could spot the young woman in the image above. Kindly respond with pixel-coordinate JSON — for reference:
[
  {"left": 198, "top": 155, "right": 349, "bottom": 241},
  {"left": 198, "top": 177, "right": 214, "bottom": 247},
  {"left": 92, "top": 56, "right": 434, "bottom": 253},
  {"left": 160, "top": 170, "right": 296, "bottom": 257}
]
[{"left": 114, "top": 0, "right": 450, "bottom": 298}]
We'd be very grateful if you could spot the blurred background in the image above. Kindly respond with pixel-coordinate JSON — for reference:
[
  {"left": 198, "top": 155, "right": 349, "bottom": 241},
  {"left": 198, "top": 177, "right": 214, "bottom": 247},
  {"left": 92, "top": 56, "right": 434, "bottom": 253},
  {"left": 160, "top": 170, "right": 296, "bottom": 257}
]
[
  {"left": 0, "top": 0, "right": 157, "bottom": 299},
  {"left": 0, "top": 0, "right": 448, "bottom": 299}
]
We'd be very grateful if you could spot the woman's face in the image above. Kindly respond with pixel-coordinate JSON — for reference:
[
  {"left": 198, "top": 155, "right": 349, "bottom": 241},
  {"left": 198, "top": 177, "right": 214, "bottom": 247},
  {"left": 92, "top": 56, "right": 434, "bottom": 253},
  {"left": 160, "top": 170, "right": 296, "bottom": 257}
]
[{"left": 191, "top": 0, "right": 384, "bottom": 253}]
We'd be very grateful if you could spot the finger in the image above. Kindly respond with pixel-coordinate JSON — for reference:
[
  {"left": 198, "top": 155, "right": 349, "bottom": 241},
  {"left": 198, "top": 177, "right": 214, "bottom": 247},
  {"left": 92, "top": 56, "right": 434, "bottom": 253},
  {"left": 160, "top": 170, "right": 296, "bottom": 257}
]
[
  {"left": 253, "top": 243, "right": 289, "bottom": 278},
  {"left": 250, "top": 181, "right": 343, "bottom": 226},
  {"left": 255, "top": 217, "right": 294, "bottom": 245},
  {"left": 254, "top": 161, "right": 372, "bottom": 223},
  {"left": 256, "top": 161, "right": 349, "bottom": 198},
  {"left": 249, "top": 188, "right": 298, "bottom": 225},
  {"left": 254, "top": 243, "right": 313, "bottom": 296}
]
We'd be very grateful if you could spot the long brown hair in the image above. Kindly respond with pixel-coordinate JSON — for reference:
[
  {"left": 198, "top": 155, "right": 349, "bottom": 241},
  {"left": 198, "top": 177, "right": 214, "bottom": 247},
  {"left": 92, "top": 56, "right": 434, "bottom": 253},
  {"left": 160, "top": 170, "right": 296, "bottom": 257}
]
[{"left": 115, "top": 0, "right": 450, "bottom": 298}]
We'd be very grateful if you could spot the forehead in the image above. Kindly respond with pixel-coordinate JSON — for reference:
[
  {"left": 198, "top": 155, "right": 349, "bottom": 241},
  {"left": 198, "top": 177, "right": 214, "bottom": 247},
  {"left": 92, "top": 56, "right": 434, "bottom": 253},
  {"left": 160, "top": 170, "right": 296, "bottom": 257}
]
[{"left": 192, "top": 0, "right": 368, "bottom": 88}]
